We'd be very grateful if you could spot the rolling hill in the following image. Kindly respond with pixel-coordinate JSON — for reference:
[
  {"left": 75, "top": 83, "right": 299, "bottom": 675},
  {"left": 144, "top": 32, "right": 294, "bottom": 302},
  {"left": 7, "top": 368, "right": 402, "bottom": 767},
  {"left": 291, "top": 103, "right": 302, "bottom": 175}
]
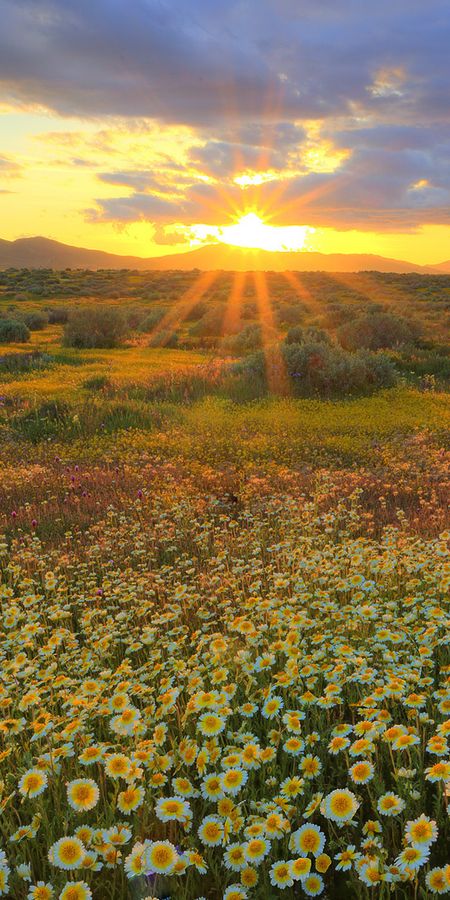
[{"left": 0, "top": 235, "right": 448, "bottom": 273}]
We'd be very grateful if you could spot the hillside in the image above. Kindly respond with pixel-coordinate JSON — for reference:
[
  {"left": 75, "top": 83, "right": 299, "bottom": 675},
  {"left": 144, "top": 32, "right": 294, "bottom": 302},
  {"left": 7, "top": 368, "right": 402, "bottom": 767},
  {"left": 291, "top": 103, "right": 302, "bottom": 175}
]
[{"left": 0, "top": 236, "right": 448, "bottom": 273}]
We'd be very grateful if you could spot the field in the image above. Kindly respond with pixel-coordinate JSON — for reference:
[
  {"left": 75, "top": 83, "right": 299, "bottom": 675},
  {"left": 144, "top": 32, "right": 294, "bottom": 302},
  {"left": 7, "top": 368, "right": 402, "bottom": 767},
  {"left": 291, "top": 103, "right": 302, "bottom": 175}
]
[{"left": 0, "top": 269, "right": 449, "bottom": 899}]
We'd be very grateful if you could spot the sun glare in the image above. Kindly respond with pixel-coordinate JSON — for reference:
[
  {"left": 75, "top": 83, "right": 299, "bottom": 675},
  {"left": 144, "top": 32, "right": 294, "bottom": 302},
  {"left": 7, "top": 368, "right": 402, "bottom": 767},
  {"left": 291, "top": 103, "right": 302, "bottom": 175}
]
[{"left": 217, "top": 213, "right": 313, "bottom": 252}]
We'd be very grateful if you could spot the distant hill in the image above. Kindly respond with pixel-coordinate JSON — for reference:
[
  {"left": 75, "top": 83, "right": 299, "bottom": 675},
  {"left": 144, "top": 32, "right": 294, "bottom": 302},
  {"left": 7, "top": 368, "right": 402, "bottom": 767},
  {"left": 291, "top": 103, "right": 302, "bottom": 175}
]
[
  {"left": 0, "top": 235, "right": 447, "bottom": 273},
  {"left": 431, "top": 259, "right": 450, "bottom": 273}
]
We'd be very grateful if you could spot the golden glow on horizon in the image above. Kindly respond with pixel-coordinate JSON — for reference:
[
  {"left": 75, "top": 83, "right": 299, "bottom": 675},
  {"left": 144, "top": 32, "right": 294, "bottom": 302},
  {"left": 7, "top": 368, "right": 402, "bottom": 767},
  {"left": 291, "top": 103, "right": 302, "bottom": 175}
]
[
  {"left": 1, "top": 108, "right": 450, "bottom": 264},
  {"left": 189, "top": 213, "right": 314, "bottom": 252}
]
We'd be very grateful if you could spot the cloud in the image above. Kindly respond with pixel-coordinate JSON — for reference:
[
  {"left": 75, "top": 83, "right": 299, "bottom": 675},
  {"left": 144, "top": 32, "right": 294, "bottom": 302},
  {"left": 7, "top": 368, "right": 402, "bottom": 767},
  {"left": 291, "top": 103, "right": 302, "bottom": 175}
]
[
  {"left": 90, "top": 138, "right": 450, "bottom": 232},
  {"left": 0, "top": 0, "right": 448, "bottom": 125},
  {"left": 0, "top": 154, "right": 22, "bottom": 177},
  {"left": 3, "top": 0, "right": 449, "bottom": 233}
]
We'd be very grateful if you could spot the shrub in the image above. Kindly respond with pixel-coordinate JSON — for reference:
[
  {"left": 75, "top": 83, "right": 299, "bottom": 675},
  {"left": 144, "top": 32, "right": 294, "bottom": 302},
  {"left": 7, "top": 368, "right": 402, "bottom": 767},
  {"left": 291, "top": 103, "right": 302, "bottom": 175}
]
[
  {"left": 0, "top": 350, "right": 49, "bottom": 373},
  {"left": 284, "top": 326, "right": 332, "bottom": 346},
  {"left": 148, "top": 329, "right": 179, "bottom": 348},
  {"left": 234, "top": 340, "right": 397, "bottom": 397},
  {"left": 189, "top": 306, "right": 225, "bottom": 339},
  {"left": 277, "top": 303, "right": 305, "bottom": 326},
  {"left": 46, "top": 307, "right": 69, "bottom": 324},
  {"left": 337, "top": 310, "right": 419, "bottom": 351},
  {"left": 185, "top": 301, "right": 207, "bottom": 322},
  {"left": 125, "top": 306, "right": 146, "bottom": 329},
  {"left": 221, "top": 324, "right": 264, "bottom": 355},
  {"left": 63, "top": 306, "right": 127, "bottom": 348},
  {"left": 0, "top": 319, "right": 30, "bottom": 343},
  {"left": 139, "top": 308, "right": 168, "bottom": 332},
  {"left": 22, "top": 311, "right": 48, "bottom": 331}
]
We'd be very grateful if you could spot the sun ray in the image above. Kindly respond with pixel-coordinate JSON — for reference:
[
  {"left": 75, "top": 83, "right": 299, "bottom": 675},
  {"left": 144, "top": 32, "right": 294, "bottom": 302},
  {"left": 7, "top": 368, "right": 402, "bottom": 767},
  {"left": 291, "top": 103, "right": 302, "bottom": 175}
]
[
  {"left": 325, "top": 271, "right": 417, "bottom": 314},
  {"left": 282, "top": 270, "right": 327, "bottom": 320},
  {"left": 252, "top": 270, "right": 290, "bottom": 396},
  {"left": 147, "top": 270, "right": 218, "bottom": 347},
  {"left": 221, "top": 270, "right": 246, "bottom": 340}
]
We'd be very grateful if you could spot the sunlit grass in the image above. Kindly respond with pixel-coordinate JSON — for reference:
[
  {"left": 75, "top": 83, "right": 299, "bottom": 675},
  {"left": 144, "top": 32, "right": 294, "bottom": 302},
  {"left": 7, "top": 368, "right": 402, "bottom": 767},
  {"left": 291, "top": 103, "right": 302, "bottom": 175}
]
[{"left": 0, "top": 345, "right": 208, "bottom": 400}]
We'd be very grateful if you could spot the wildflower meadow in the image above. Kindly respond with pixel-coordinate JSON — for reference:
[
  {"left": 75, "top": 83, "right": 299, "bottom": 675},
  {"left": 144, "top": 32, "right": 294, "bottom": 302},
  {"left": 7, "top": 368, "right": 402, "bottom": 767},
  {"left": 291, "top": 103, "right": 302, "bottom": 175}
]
[{"left": 0, "top": 274, "right": 449, "bottom": 899}]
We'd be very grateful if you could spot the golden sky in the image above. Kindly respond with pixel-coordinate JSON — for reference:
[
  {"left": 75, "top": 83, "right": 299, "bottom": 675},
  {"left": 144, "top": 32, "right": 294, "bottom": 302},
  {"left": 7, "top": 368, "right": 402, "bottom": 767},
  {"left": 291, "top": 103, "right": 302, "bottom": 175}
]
[{"left": 1, "top": 1, "right": 449, "bottom": 264}]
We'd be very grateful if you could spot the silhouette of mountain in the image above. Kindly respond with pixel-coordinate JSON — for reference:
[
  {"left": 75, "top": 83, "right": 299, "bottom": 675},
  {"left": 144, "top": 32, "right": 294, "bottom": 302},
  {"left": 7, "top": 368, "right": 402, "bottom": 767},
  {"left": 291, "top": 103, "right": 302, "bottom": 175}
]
[{"left": 0, "top": 235, "right": 445, "bottom": 273}]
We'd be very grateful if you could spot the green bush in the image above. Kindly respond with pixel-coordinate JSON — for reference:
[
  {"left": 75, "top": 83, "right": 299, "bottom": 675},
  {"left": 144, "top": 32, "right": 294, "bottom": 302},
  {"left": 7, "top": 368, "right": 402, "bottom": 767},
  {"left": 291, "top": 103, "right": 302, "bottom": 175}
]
[
  {"left": 189, "top": 306, "right": 225, "bottom": 339},
  {"left": 63, "top": 306, "right": 127, "bottom": 348},
  {"left": 46, "top": 306, "right": 69, "bottom": 324},
  {"left": 337, "top": 310, "right": 419, "bottom": 351},
  {"left": 185, "top": 301, "right": 207, "bottom": 322},
  {"left": 284, "top": 326, "right": 332, "bottom": 346},
  {"left": 0, "top": 350, "right": 50, "bottom": 373},
  {"left": 125, "top": 306, "right": 147, "bottom": 329},
  {"left": 139, "top": 308, "right": 168, "bottom": 332},
  {"left": 0, "top": 319, "right": 30, "bottom": 343},
  {"left": 234, "top": 340, "right": 397, "bottom": 397},
  {"left": 221, "top": 324, "right": 264, "bottom": 355},
  {"left": 277, "top": 303, "right": 305, "bottom": 326},
  {"left": 23, "top": 311, "right": 48, "bottom": 331},
  {"left": 148, "top": 329, "right": 179, "bottom": 348}
]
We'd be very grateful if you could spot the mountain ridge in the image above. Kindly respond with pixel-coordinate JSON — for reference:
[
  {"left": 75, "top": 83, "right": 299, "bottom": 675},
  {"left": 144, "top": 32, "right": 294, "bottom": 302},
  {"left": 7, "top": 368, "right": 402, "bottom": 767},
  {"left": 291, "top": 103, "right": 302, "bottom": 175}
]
[{"left": 0, "top": 235, "right": 448, "bottom": 274}]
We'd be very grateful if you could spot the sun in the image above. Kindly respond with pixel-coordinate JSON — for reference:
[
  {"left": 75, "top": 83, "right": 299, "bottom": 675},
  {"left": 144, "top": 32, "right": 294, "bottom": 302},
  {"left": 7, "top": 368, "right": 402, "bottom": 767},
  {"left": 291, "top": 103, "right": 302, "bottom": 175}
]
[{"left": 217, "top": 212, "right": 313, "bottom": 252}]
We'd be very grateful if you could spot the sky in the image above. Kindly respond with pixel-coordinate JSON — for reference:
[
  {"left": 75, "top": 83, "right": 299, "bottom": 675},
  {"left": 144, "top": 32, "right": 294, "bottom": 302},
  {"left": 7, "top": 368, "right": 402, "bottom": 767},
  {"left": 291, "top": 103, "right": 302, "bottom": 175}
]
[{"left": 0, "top": 0, "right": 449, "bottom": 262}]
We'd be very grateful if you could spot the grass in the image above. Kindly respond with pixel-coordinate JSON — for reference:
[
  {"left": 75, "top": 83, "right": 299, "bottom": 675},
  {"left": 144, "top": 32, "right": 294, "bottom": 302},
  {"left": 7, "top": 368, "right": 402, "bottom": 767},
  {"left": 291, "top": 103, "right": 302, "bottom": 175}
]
[{"left": 0, "top": 340, "right": 208, "bottom": 401}]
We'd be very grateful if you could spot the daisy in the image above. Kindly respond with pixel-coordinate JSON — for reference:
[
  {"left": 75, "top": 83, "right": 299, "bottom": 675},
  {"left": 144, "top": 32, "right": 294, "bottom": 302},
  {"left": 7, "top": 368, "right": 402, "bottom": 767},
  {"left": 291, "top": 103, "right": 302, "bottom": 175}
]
[
  {"left": 269, "top": 860, "right": 294, "bottom": 888},
  {"left": 316, "top": 853, "right": 332, "bottom": 873},
  {"left": 104, "top": 754, "right": 131, "bottom": 780},
  {"left": 145, "top": 840, "right": 178, "bottom": 875},
  {"left": 300, "top": 755, "right": 322, "bottom": 778},
  {"left": 349, "top": 760, "right": 374, "bottom": 784},
  {"left": 49, "top": 837, "right": 86, "bottom": 871},
  {"left": 425, "top": 867, "right": 450, "bottom": 894},
  {"left": 221, "top": 768, "right": 248, "bottom": 796},
  {"left": 290, "top": 824, "right": 325, "bottom": 857},
  {"left": 197, "top": 713, "right": 225, "bottom": 736},
  {"left": 58, "top": 884, "right": 92, "bottom": 900},
  {"left": 261, "top": 696, "right": 284, "bottom": 719},
  {"left": 405, "top": 814, "right": 438, "bottom": 847},
  {"left": 27, "top": 884, "right": 54, "bottom": 900},
  {"left": 244, "top": 838, "right": 271, "bottom": 865},
  {"left": 67, "top": 779, "right": 99, "bottom": 812},
  {"left": 117, "top": 784, "right": 144, "bottom": 814},
  {"left": 395, "top": 845, "right": 430, "bottom": 873},
  {"left": 201, "top": 774, "right": 224, "bottom": 800},
  {"left": 303, "top": 873, "right": 324, "bottom": 896},
  {"left": 222, "top": 886, "right": 247, "bottom": 900},
  {"left": 223, "top": 843, "right": 246, "bottom": 872},
  {"left": 155, "top": 796, "right": 191, "bottom": 823},
  {"left": 335, "top": 845, "right": 360, "bottom": 871},
  {"left": 323, "top": 788, "right": 359, "bottom": 824},
  {"left": 198, "top": 816, "right": 224, "bottom": 847},
  {"left": 377, "top": 793, "right": 405, "bottom": 816},
  {"left": 18, "top": 769, "right": 48, "bottom": 798},
  {"left": 290, "top": 857, "right": 311, "bottom": 880},
  {"left": 425, "top": 761, "right": 450, "bottom": 782}
]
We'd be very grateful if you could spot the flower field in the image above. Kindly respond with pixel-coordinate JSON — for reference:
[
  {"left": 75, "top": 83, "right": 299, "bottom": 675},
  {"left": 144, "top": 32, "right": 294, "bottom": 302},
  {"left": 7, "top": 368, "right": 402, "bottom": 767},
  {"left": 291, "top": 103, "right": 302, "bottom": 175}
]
[
  {"left": 0, "top": 417, "right": 449, "bottom": 898},
  {"left": 0, "top": 273, "right": 449, "bottom": 899}
]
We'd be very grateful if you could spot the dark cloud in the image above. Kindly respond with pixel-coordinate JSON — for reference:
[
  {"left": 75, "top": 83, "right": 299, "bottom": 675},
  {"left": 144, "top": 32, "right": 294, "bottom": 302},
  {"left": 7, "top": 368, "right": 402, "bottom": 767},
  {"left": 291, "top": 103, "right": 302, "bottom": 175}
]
[
  {"left": 0, "top": 0, "right": 449, "bottom": 125},
  {"left": 88, "top": 193, "right": 184, "bottom": 223}
]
